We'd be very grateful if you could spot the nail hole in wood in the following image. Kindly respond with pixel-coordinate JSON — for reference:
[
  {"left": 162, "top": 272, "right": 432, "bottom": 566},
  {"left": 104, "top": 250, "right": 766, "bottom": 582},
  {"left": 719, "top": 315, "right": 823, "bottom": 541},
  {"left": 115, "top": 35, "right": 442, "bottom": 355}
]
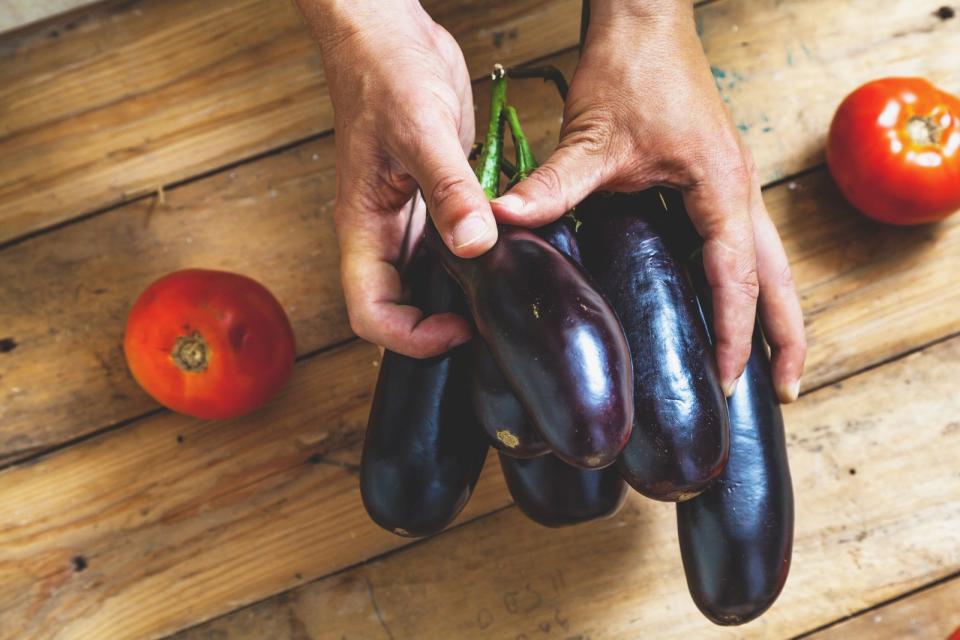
[
  {"left": 71, "top": 555, "right": 88, "bottom": 572},
  {"left": 934, "top": 6, "right": 955, "bottom": 19}
]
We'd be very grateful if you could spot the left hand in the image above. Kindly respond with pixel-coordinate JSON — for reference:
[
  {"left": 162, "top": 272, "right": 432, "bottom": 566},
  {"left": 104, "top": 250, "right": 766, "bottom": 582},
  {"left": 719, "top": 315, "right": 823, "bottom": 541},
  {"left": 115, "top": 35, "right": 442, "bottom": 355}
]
[{"left": 490, "top": 0, "right": 806, "bottom": 403}]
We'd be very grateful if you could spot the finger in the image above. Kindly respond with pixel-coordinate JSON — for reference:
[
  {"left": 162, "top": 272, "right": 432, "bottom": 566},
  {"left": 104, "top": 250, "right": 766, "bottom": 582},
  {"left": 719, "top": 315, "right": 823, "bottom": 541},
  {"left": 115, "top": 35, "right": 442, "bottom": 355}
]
[
  {"left": 340, "top": 246, "right": 471, "bottom": 358},
  {"left": 491, "top": 143, "right": 609, "bottom": 227},
  {"left": 683, "top": 168, "right": 759, "bottom": 396},
  {"left": 752, "top": 192, "right": 806, "bottom": 403},
  {"left": 403, "top": 129, "right": 497, "bottom": 258}
]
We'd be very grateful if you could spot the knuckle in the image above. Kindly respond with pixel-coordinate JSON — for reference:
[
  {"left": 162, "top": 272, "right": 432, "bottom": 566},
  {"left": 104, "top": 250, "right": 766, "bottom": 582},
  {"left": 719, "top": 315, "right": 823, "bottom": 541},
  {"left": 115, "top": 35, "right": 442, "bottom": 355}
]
[
  {"left": 736, "top": 269, "right": 761, "bottom": 300},
  {"left": 717, "top": 260, "right": 759, "bottom": 302},
  {"left": 528, "top": 163, "right": 565, "bottom": 197},
  {"left": 428, "top": 172, "right": 471, "bottom": 217},
  {"left": 774, "top": 262, "right": 796, "bottom": 291},
  {"left": 690, "top": 137, "right": 749, "bottom": 189},
  {"left": 717, "top": 151, "right": 751, "bottom": 187},
  {"left": 561, "top": 116, "right": 613, "bottom": 156}
]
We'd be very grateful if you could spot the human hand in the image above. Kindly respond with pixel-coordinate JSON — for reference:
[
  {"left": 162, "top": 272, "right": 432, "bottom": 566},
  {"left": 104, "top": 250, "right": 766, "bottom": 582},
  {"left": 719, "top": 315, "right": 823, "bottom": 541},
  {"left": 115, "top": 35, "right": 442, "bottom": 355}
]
[
  {"left": 491, "top": 1, "right": 806, "bottom": 402},
  {"left": 296, "top": 0, "right": 497, "bottom": 357}
]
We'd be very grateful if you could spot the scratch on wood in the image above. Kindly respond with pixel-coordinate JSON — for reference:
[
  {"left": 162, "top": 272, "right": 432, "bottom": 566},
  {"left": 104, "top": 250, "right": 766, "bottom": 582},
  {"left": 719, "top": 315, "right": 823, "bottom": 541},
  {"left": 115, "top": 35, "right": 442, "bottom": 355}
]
[
  {"left": 305, "top": 453, "right": 359, "bottom": 474},
  {"left": 365, "top": 577, "right": 395, "bottom": 640}
]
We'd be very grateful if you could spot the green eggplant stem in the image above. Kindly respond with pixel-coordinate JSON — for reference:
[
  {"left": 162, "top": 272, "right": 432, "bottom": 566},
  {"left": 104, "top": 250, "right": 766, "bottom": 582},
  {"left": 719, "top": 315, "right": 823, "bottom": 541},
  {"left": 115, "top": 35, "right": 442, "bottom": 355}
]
[
  {"left": 504, "top": 105, "right": 538, "bottom": 187},
  {"left": 476, "top": 65, "right": 508, "bottom": 199}
]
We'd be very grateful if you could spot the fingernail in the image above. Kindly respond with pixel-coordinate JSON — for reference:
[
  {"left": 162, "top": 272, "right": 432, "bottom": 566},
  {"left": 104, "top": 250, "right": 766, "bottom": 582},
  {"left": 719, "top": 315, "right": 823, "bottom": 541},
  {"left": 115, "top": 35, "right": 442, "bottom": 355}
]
[
  {"left": 491, "top": 194, "right": 524, "bottom": 214},
  {"left": 723, "top": 376, "right": 740, "bottom": 398},
  {"left": 777, "top": 379, "right": 801, "bottom": 404},
  {"left": 452, "top": 215, "right": 494, "bottom": 250}
]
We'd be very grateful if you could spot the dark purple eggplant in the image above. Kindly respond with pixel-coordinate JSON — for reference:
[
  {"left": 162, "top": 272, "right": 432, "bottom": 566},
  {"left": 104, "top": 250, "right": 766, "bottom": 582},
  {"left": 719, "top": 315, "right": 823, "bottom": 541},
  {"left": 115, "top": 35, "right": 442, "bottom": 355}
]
[
  {"left": 471, "top": 106, "right": 584, "bottom": 459},
  {"left": 473, "top": 338, "right": 548, "bottom": 457},
  {"left": 578, "top": 191, "right": 729, "bottom": 501},
  {"left": 677, "top": 258, "right": 794, "bottom": 625},
  {"left": 475, "top": 219, "right": 581, "bottom": 458},
  {"left": 428, "top": 223, "right": 633, "bottom": 469},
  {"left": 535, "top": 216, "right": 581, "bottom": 264},
  {"left": 360, "top": 250, "right": 488, "bottom": 538},
  {"left": 499, "top": 451, "right": 627, "bottom": 527}
]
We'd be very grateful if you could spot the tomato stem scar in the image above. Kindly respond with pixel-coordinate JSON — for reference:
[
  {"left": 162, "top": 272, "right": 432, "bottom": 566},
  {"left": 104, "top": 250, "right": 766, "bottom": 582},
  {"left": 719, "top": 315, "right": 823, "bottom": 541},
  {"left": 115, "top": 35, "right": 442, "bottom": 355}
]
[
  {"left": 172, "top": 332, "right": 209, "bottom": 372},
  {"left": 906, "top": 115, "right": 942, "bottom": 146}
]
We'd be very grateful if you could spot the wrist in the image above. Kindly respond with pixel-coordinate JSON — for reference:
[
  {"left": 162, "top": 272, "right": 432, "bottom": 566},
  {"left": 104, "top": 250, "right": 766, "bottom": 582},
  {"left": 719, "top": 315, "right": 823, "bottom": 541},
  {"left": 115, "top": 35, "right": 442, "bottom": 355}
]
[
  {"left": 295, "top": 0, "right": 428, "bottom": 54},
  {"left": 588, "top": 0, "right": 693, "bottom": 28}
]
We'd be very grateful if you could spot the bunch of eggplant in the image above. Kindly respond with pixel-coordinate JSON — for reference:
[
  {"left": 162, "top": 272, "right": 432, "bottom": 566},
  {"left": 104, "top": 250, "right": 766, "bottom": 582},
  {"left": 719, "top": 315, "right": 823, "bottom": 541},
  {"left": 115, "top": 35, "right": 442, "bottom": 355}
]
[{"left": 360, "top": 66, "right": 793, "bottom": 626}]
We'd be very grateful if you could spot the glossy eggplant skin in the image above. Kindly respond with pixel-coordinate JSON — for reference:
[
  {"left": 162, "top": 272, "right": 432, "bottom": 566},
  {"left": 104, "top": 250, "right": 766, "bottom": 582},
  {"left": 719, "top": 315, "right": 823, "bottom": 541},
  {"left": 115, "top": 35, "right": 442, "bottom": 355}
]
[
  {"left": 675, "top": 247, "right": 794, "bottom": 625},
  {"left": 361, "top": 250, "right": 488, "bottom": 538},
  {"left": 473, "top": 218, "right": 582, "bottom": 458},
  {"left": 473, "top": 339, "right": 548, "bottom": 457},
  {"left": 499, "top": 452, "right": 627, "bottom": 527},
  {"left": 429, "top": 223, "right": 633, "bottom": 469},
  {"left": 577, "top": 191, "right": 729, "bottom": 501},
  {"left": 676, "top": 320, "right": 794, "bottom": 625},
  {"left": 535, "top": 217, "right": 582, "bottom": 264}
]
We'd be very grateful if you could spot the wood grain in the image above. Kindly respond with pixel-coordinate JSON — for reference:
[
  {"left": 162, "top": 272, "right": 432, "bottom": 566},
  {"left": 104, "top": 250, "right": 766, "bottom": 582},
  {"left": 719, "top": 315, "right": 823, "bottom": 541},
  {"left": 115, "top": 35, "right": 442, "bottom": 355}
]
[
  {"left": 2, "top": 0, "right": 957, "bottom": 242},
  {"left": 698, "top": 0, "right": 960, "bottom": 183},
  {"left": 172, "top": 336, "right": 960, "bottom": 640},
  {"left": 0, "top": 0, "right": 581, "bottom": 243},
  {"left": 3, "top": 72, "right": 960, "bottom": 466},
  {"left": 0, "top": 140, "right": 347, "bottom": 464},
  {"left": 0, "top": 340, "right": 510, "bottom": 640},
  {"left": 808, "top": 577, "right": 960, "bottom": 639}
]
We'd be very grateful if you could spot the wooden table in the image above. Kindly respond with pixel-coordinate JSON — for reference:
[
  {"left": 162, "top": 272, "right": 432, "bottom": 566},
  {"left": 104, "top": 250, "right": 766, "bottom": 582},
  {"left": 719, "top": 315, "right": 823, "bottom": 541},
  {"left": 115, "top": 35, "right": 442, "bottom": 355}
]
[{"left": 1, "top": 1, "right": 958, "bottom": 638}]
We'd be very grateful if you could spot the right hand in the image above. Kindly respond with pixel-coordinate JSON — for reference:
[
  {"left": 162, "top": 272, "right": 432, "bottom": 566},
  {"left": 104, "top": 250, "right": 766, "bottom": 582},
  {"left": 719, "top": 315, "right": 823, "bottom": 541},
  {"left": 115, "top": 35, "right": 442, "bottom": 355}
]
[{"left": 297, "top": 0, "right": 497, "bottom": 357}]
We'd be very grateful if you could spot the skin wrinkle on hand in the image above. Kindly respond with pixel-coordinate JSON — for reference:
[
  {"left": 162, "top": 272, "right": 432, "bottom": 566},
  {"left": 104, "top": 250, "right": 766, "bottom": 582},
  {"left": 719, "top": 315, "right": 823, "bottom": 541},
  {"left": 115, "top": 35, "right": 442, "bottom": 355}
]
[
  {"left": 492, "top": 2, "right": 802, "bottom": 401},
  {"left": 294, "top": 0, "right": 805, "bottom": 400}
]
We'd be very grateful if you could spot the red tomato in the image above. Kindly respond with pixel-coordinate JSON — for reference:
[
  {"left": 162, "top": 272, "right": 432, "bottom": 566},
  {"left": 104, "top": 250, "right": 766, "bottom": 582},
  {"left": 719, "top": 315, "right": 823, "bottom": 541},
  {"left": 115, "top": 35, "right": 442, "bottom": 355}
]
[
  {"left": 124, "top": 269, "right": 295, "bottom": 419},
  {"left": 826, "top": 77, "right": 960, "bottom": 225}
]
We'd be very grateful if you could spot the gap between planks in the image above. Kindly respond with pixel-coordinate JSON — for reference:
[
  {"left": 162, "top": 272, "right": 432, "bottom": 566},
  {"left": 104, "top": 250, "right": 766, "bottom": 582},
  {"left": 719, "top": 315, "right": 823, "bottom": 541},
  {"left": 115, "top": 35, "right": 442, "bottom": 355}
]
[
  {"left": 792, "top": 570, "right": 960, "bottom": 639},
  {"left": 162, "top": 327, "right": 960, "bottom": 639}
]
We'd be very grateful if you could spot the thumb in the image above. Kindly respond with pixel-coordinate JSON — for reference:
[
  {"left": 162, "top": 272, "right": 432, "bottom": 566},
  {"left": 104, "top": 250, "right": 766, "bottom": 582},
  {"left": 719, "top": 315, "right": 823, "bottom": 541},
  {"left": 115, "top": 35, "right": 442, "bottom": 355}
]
[
  {"left": 490, "top": 144, "right": 607, "bottom": 227},
  {"left": 404, "top": 131, "right": 497, "bottom": 258}
]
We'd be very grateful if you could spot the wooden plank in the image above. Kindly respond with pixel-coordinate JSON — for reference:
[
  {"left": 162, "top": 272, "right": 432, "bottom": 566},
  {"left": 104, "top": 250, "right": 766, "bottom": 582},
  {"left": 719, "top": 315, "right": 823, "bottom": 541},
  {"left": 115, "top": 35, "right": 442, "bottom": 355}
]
[
  {"left": 4, "top": 64, "right": 960, "bottom": 465},
  {"left": 0, "top": 0, "right": 581, "bottom": 243},
  {"left": 2, "top": 0, "right": 957, "bottom": 243},
  {"left": 0, "top": 139, "right": 348, "bottom": 464},
  {"left": 762, "top": 172, "right": 960, "bottom": 391},
  {"left": 2, "top": 271, "right": 957, "bottom": 640},
  {"left": 171, "top": 336, "right": 960, "bottom": 640},
  {"left": 0, "top": 340, "right": 511, "bottom": 640},
  {"left": 698, "top": 0, "right": 960, "bottom": 183},
  {"left": 808, "top": 577, "right": 960, "bottom": 639},
  {"left": 1, "top": 172, "right": 958, "bottom": 639}
]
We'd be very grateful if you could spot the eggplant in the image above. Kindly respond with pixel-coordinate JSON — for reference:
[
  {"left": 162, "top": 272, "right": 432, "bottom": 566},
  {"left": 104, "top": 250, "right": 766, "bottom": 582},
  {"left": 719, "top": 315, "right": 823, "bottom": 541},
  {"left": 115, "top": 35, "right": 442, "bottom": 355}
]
[
  {"left": 473, "top": 338, "right": 548, "bottom": 457},
  {"left": 428, "top": 222, "right": 632, "bottom": 469},
  {"left": 577, "top": 191, "right": 729, "bottom": 501},
  {"left": 360, "top": 250, "right": 488, "bottom": 538},
  {"left": 535, "top": 216, "right": 582, "bottom": 264},
  {"left": 474, "top": 217, "right": 584, "bottom": 458},
  {"left": 677, "top": 261, "right": 794, "bottom": 625},
  {"left": 500, "top": 451, "right": 627, "bottom": 527},
  {"left": 471, "top": 105, "right": 585, "bottom": 459}
]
